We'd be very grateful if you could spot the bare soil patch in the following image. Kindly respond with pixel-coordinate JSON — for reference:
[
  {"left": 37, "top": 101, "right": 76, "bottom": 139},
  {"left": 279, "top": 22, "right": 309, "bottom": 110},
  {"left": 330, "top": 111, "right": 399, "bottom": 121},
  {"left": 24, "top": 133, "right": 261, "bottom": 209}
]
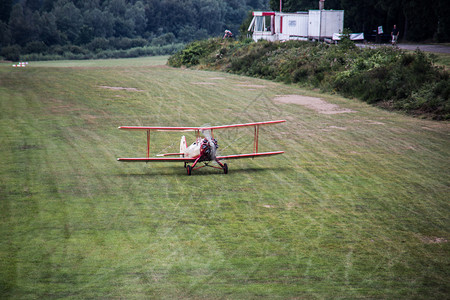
[
  {"left": 421, "top": 123, "right": 450, "bottom": 134},
  {"left": 237, "top": 84, "right": 266, "bottom": 88},
  {"left": 327, "top": 126, "right": 347, "bottom": 130},
  {"left": 274, "top": 94, "right": 356, "bottom": 114},
  {"left": 99, "top": 86, "right": 144, "bottom": 91},
  {"left": 191, "top": 82, "right": 216, "bottom": 85},
  {"left": 420, "top": 236, "right": 448, "bottom": 244},
  {"left": 261, "top": 204, "right": 276, "bottom": 208}
]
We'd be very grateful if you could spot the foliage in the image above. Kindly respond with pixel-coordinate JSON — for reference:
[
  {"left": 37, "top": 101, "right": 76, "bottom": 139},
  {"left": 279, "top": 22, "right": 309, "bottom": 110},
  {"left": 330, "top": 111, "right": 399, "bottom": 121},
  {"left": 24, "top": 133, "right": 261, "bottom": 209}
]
[
  {"left": 338, "top": 28, "right": 357, "bottom": 51},
  {"left": 20, "top": 43, "right": 185, "bottom": 61},
  {"left": 1, "top": 0, "right": 449, "bottom": 62},
  {"left": 0, "top": 44, "right": 21, "bottom": 61},
  {"left": 0, "top": 0, "right": 269, "bottom": 61},
  {"left": 167, "top": 38, "right": 223, "bottom": 67},
  {"left": 333, "top": 48, "right": 450, "bottom": 119},
  {"left": 168, "top": 39, "right": 450, "bottom": 120},
  {"left": 239, "top": 11, "right": 255, "bottom": 39}
]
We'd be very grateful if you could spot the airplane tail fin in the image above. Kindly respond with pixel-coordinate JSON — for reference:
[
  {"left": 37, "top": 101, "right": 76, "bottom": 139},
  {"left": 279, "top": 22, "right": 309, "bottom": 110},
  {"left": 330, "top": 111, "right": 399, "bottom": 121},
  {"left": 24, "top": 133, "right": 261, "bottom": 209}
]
[{"left": 180, "top": 136, "right": 187, "bottom": 157}]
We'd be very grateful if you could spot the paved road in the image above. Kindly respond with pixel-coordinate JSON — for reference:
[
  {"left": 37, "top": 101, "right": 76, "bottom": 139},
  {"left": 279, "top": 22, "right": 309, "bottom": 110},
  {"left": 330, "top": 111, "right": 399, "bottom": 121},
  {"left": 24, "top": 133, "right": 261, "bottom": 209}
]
[
  {"left": 357, "top": 43, "right": 450, "bottom": 54},
  {"left": 396, "top": 44, "right": 450, "bottom": 54}
]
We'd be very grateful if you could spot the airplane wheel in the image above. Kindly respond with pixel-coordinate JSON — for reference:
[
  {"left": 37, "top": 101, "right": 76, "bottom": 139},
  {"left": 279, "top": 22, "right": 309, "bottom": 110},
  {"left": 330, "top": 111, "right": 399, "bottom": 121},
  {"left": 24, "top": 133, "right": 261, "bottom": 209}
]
[
  {"left": 223, "top": 163, "right": 228, "bottom": 174},
  {"left": 187, "top": 165, "right": 192, "bottom": 176}
]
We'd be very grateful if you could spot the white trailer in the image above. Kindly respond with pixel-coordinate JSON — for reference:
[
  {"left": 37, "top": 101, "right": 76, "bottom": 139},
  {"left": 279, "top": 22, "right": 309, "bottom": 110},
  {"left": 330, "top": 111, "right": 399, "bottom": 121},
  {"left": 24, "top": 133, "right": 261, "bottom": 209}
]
[
  {"left": 248, "top": 10, "right": 344, "bottom": 42},
  {"left": 308, "top": 10, "right": 344, "bottom": 40},
  {"left": 279, "top": 12, "right": 309, "bottom": 39}
]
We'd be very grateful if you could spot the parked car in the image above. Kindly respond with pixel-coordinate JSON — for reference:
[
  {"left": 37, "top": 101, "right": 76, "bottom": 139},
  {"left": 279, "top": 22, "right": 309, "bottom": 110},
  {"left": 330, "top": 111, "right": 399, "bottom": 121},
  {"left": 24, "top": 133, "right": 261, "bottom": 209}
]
[{"left": 365, "top": 29, "right": 392, "bottom": 43}]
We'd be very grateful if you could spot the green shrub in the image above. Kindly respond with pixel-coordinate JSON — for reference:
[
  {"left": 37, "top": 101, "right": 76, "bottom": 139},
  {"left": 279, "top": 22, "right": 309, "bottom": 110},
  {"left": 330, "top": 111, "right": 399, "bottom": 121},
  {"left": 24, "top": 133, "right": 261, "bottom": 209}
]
[
  {"left": 62, "top": 44, "right": 89, "bottom": 55},
  {"left": 110, "top": 37, "right": 148, "bottom": 50},
  {"left": 151, "top": 33, "right": 176, "bottom": 46},
  {"left": 86, "top": 38, "right": 110, "bottom": 52},
  {"left": 167, "top": 38, "right": 221, "bottom": 67},
  {"left": 24, "top": 41, "right": 48, "bottom": 54},
  {"left": 337, "top": 28, "right": 357, "bottom": 51},
  {"left": 21, "top": 53, "right": 64, "bottom": 61},
  {"left": 50, "top": 45, "right": 65, "bottom": 55},
  {"left": 1, "top": 44, "right": 21, "bottom": 61}
]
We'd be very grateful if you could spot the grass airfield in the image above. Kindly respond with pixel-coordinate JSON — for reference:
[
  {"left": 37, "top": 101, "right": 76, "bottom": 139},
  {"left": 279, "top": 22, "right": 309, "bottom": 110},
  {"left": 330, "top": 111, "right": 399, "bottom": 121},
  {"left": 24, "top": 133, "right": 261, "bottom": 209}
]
[{"left": 0, "top": 56, "right": 449, "bottom": 298}]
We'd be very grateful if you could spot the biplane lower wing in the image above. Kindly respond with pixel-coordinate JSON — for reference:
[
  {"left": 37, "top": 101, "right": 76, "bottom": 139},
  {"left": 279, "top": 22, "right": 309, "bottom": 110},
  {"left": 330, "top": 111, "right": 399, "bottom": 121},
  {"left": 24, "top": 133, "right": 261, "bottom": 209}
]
[
  {"left": 117, "top": 151, "right": 284, "bottom": 162},
  {"left": 217, "top": 151, "right": 284, "bottom": 160},
  {"left": 117, "top": 157, "right": 196, "bottom": 162}
]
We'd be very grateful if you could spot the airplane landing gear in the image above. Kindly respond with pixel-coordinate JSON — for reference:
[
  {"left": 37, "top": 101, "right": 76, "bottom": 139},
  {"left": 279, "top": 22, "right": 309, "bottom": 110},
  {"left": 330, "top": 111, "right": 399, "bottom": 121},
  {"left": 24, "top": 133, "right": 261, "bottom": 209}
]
[
  {"left": 187, "top": 165, "right": 192, "bottom": 176},
  {"left": 185, "top": 161, "right": 228, "bottom": 175}
]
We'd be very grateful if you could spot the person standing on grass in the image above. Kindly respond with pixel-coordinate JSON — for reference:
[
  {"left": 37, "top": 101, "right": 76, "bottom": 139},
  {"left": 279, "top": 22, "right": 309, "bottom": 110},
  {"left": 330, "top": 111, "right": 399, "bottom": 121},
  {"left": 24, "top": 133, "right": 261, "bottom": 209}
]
[{"left": 391, "top": 24, "right": 399, "bottom": 45}]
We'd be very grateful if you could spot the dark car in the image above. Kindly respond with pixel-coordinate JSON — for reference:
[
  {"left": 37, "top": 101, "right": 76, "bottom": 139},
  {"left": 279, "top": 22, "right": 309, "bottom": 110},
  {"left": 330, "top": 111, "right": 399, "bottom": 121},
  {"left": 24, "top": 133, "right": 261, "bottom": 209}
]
[{"left": 365, "top": 29, "right": 392, "bottom": 43}]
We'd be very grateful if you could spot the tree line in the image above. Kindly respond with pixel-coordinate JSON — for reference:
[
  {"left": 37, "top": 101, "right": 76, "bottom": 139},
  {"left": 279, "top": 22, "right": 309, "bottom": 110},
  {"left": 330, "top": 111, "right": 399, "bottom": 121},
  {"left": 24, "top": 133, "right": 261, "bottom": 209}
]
[
  {"left": 1, "top": 0, "right": 448, "bottom": 61},
  {"left": 0, "top": 0, "right": 268, "bottom": 60}
]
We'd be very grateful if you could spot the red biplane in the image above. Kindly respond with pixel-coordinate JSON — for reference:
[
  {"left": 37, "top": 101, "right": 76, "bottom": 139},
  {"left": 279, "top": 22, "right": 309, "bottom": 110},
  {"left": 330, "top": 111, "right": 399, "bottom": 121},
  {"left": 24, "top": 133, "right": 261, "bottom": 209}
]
[{"left": 117, "top": 120, "right": 285, "bottom": 175}]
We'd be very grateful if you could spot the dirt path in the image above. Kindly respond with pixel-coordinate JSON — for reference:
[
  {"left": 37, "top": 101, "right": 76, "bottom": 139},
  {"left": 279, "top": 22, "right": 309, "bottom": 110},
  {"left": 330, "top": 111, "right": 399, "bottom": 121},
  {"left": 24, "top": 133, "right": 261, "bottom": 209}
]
[{"left": 273, "top": 94, "right": 356, "bottom": 114}]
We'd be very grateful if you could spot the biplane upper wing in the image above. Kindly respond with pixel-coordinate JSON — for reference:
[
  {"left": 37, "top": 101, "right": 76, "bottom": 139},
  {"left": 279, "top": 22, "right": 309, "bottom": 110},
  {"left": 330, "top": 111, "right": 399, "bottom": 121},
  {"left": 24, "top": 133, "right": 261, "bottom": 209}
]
[
  {"left": 118, "top": 126, "right": 199, "bottom": 131},
  {"left": 118, "top": 120, "right": 286, "bottom": 132},
  {"left": 201, "top": 120, "right": 286, "bottom": 130}
]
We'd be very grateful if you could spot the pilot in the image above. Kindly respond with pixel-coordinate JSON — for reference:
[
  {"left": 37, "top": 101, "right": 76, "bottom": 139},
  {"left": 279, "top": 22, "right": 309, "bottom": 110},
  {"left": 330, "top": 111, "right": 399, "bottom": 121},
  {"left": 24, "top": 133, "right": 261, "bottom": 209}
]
[
  {"left": 201, "top": 138, "right": 210, "bottom": 154},
  {"left": 212, "top": 138, "right": 218, "bottom": 149}
]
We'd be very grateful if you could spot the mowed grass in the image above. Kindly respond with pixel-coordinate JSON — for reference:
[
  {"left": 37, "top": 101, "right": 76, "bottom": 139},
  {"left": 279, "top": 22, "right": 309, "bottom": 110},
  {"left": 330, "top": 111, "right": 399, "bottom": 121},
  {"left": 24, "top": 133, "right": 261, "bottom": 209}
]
[{"left": 0, "top": 56, "right": 449, "bottom": 299}]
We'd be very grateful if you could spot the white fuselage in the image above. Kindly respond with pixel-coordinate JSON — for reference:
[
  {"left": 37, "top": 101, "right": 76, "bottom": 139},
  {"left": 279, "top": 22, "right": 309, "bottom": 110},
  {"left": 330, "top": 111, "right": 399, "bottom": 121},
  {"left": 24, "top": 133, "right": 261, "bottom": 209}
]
[
  {"left": 184, "top": 138, "right": 202, "bottom": 158},
  {"left": 180, "top": 136, "right": 217, "bottom": 160}
]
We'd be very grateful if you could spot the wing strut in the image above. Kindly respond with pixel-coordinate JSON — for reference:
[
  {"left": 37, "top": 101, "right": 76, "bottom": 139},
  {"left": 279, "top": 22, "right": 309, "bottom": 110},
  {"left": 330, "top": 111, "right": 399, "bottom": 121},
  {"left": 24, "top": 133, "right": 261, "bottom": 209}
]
[
  {"left": 254, "top": 125, "right": 260, "bottom": 153},
  {"left": 147, "top": 130, "right": 150, "bottom": 158}
]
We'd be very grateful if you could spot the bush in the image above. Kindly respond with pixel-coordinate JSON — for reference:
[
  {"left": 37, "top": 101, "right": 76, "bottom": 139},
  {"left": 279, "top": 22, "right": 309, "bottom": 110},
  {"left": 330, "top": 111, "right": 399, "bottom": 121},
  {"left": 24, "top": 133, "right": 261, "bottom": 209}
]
[
  {"left": 62, "top": 44, "right": 89, "bottom": 55},
  {"left": 151, "top": 33, "right": 176, "bottom": 46},
  {"left": 24, "top": 41, "right": 48, "bottom": 54},
  {"left": 109, "top": 37, "right": 149, "bottom": 50},
  {"left": 1, "top": 44, "right": 22, "bottom": 61},
  {"left": 21, "top": 53, "right": 64, "bottom": 61},
  {"left": 86, "top": 38, "right": 110, "bottom": 52},
  {"left": 168, "top": 38, "right": 221, "bottom": 67},
  {"left": 50, "top": 45, "right": 65, "bottom": 55}
]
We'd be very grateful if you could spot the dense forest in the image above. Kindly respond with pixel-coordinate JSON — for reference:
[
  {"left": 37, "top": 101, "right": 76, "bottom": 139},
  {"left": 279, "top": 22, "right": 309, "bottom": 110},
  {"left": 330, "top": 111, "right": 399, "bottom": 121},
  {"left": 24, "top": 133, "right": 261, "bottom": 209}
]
[
  {"left": 0, "top": 0, "right": 449, "bottom": 61},
  {"left": 0, "top": 0, "right": 268, "bottom": 60}
]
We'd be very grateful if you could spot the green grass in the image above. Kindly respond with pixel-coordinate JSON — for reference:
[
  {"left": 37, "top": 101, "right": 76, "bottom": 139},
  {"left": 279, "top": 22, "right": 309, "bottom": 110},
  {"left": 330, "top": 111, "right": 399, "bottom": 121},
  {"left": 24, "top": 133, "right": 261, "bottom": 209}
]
[
  {"left": 1, "top": 56, "right": 449, "bottom": 299},
  {"left": 0, "top": 55, "right": 170, "bottom": 68},
  {"left": 432, "top": 52, "right": 450, "bottom": 69}
]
